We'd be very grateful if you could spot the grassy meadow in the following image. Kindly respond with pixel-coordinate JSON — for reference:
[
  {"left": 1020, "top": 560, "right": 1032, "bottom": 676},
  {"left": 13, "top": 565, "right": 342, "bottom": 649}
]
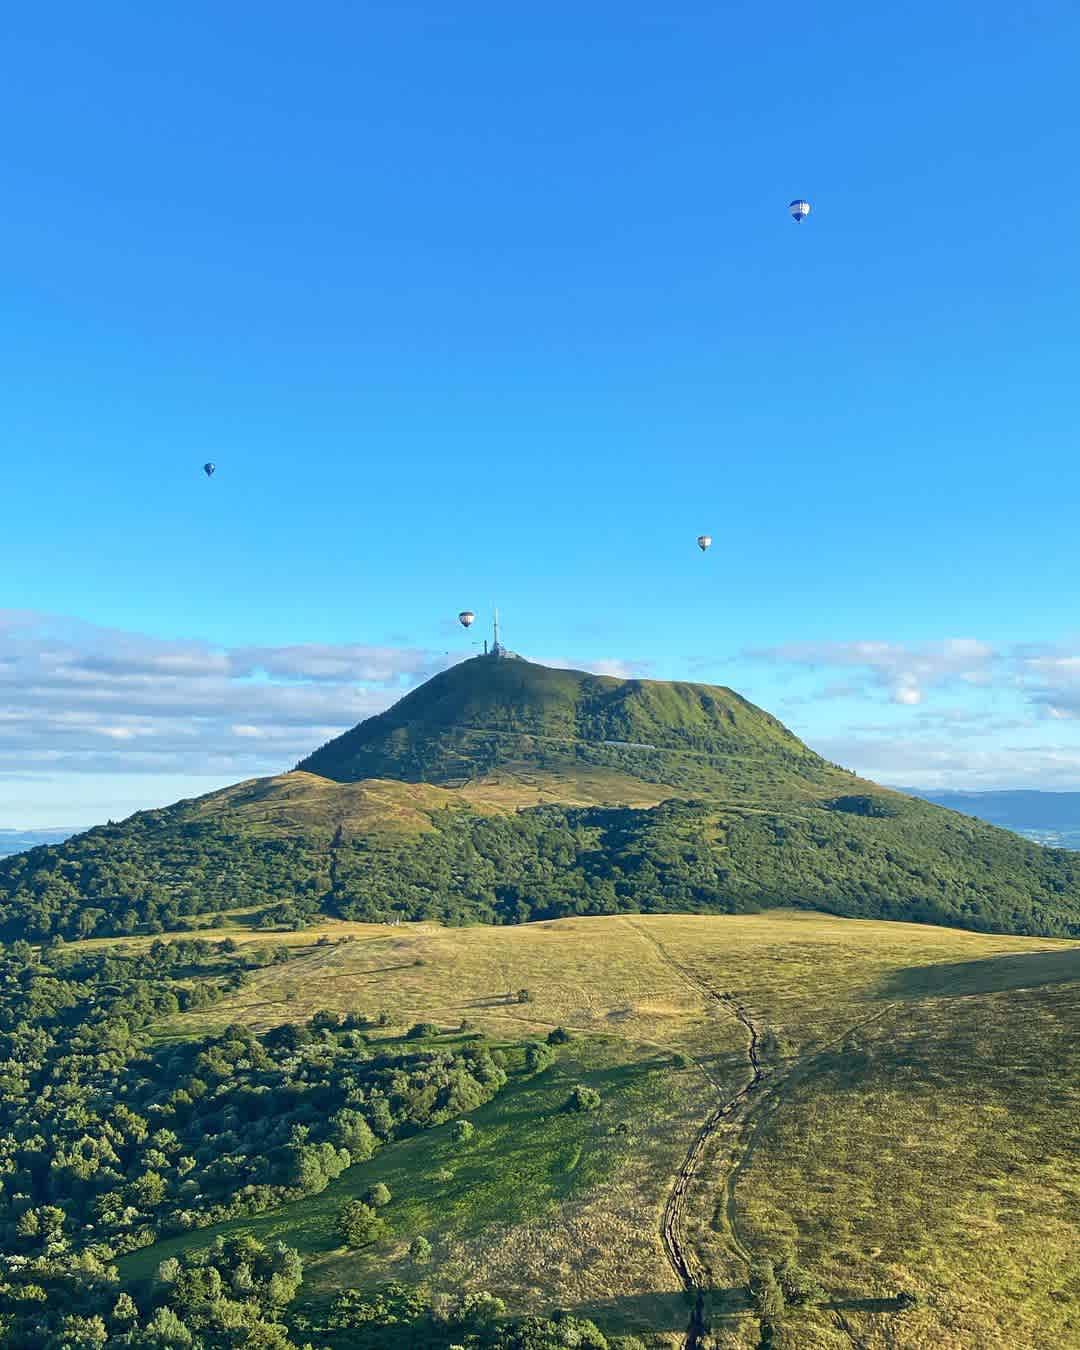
[{"left": 101, "top": 911, "right": 1080, "bottom": 1349}]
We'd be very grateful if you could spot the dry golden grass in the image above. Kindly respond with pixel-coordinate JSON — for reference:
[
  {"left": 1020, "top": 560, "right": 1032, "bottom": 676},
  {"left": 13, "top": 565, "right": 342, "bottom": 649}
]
[
  {"left": 186, "top": 772, "right": 479, "bottom": 837},
  {"left": 145, "top": 910, "right": 1076, "bottom": 1050},
  {"left": 94, "top": 912, "right": 1080, "bottom": 1347},
  {"left": 179, "top": 764, "right": 678, "bottom": 842}
]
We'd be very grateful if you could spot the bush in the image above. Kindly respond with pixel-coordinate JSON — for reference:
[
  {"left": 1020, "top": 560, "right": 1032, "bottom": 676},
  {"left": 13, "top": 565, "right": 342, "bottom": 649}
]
[
  {"left": 564, "top": 1084, "right": 601, "bottom": 1113},
  {"left": 546, "top": 1026, "right": 572, "bottom": 1045},
  {"left": 748, "top": 1258, "right": 786, "bottom": 1323},
  {"left": 776, "top": 1257, "right": 824, "bottom": 1305},
  {"left": 337, "top": 1199, "right": 385, "bottom": 1248},
  {"left": 407, "top": 1022, "right": 439, "bottom": 1040},
  {"left": 451, "top": 1119, "right": 475, "bottom": 1144},
  {"left": 409, "top": 1235, "right": 432, "bottom": 1263},
  {"left": 524, "top": 1041, "right": 555, "bottom": 1073},
  {"left": 364, "top": 1183, "right": 392, "bottom": 1208}
]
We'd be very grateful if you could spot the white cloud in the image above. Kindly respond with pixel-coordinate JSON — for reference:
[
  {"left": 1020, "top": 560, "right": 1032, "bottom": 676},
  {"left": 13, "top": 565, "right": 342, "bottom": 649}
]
[
  {"left": 748, "top": 637, "right": 998, "bottom": 707},
  {"left": 745, "top": 632, "right": 1080, "bottom": 790},
  {"left": 812, "top": 730, "right": 1080, "bottom": 791},
  {"left": 540, "top": 655, "right": 655, "bottom": 680},
  {"left": 2, "top": 612, "right": 660, "bottom": 824},
  {"left": 0, "top": 612, "right": 448, "bottom": 793}
]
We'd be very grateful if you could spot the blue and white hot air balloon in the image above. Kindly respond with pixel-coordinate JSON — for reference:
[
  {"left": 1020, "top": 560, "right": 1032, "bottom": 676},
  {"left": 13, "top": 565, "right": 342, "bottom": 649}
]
[
  {"left": 203, "top": 462, "right": 216, "bottom": 477},
  {"left": 788, "top": 199, "right": 811, "bottom": 223}
]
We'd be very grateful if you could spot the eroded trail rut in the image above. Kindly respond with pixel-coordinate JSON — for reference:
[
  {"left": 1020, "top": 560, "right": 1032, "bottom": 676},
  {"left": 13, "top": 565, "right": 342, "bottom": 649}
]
[
  {"left": 624, "top": 919, "right": 894, "bottom": 1350},
  {"left": 625, "top": 921, "right": 765, "bottom": 1348}
]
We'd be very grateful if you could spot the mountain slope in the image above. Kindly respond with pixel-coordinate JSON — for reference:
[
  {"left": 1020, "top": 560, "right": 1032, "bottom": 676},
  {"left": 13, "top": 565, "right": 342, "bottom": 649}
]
[
  {"left": 296, "top": 654, "right": 845, "bottom": 799},
  {"left": 103, "top": 911, "right": 1080, "bottom": 1350},
  {"left": 5, "top": 655, "right": 1080, "bottom": 941}
]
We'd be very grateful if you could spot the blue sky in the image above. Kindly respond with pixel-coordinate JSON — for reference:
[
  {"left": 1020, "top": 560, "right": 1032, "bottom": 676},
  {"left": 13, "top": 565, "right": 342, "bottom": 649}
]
[{"left": 6, "top": 0, "right": 1080, "bottom": 824}]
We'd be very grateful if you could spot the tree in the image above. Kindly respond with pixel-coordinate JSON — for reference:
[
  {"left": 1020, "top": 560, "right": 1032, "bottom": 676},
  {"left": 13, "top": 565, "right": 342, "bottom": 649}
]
[
  {"left": 749, "top": 1258, "right": 786, "bottom": 1325},
  {"left": 143, "top": 1306, "right": 194, "bottom": 1347},
  {"left": 156, "top": 1256, "right": 181, "bottom": 1286},
  {"left": 134, "top": 1170, "right": 168, "bottom": 1207},
  {"left": 451, "top": 1119, "right": 475, "bottom": 1144},
  {"left": 111, "top": 1293, "right": 139, "bottom": 1325},
  {"left": 232, "top": 1260, "right": 255, "bottom": 1293},
  {"left": 337, "top": 1199, "right": 385, "bottom": 1248},
  {"left": 487, "top": 1313, "right": 608, "bottom": 1348},
  {"left": 565, "top": 1084, "right": 601, "bottom": 1112},
  {"left": 516, "top": 988, "right": 532, "bottom": 1003},
  {"left": 776, "top": 1257, "right": 824, "bottom": 1306},
  {"left": 407, "top": 1022, "right": 439, "bottom": 1039},
  {"left": 546, "top": 1026, "right": 572, "bottom": 1045},
  {"left": 409, "top": 1234, "right": 432, "bottom": 1263},
  {"left": 331, "top": 1108, "right": 377, "bottom": 1160},
  {"left": 364, "top": 1182, "right": 392, "bottom": 1208},
  {"left": 524, "top": 1041, "right": 554, "bottom": 1073},
  {"left": 58, "top": 1317, "right": 109, "bottom": 1347}
]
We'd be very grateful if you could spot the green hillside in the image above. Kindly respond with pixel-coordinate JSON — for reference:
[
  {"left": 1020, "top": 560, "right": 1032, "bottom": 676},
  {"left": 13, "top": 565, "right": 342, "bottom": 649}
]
[
  {"left": 3, "top": 911, "right": 1075, "bottom": 1350},
  {"left": 4, "top": 655, "right": 1080, "bottom": 942},
  {"left": 296, "top": 654, "right": 836, "bottom": 796}
]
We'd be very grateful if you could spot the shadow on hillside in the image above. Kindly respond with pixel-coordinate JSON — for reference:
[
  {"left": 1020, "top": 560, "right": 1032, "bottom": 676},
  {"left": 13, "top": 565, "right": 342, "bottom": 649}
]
[
  {"left": 571, "top": 1288, "right": 911, "bottom": 1334},
  {"left": 827, "top": 1294, "right": 911, "bottom": 1313},
  {"left": 573, "top": 1287, "right": 727, "bottom": 1333},
  {"left": 344, "top": 961, "right": 420, "bottom": 977},
  {"left": 877, "top": 946, "right": 1080, "bottom": 1000},
  {"left": 459, "top": 994, "right": 529, "bottom": 1008}
]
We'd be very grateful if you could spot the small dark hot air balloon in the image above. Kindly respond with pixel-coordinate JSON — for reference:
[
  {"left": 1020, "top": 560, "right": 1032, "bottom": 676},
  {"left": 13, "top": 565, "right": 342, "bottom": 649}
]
[
  {"left": 203, "top": 462, "right": 216, "bottom": 477},
  {"left": 697, "top": 535, "right": 712, "bottom": 552},
  {"left": 458, "top": 610, "right": 476, "bottom": 629}
]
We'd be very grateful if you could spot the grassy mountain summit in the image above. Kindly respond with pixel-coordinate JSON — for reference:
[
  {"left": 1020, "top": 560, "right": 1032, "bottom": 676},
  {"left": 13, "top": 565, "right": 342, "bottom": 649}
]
[
  {"left": 4, "top": 654, "right": 1080, "bottom": 942},
  {"left": 297, "top": 653, "right": 848, "bottom": 800}
]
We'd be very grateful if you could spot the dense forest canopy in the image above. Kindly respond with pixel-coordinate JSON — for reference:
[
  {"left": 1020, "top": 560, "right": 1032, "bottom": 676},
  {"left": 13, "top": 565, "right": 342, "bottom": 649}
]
[
  {"left": 0, "top": 934, "right": 612, "bottom": 1347},
  {"left": 3, "top": 791, "right": 1079, "bottom": 943}
]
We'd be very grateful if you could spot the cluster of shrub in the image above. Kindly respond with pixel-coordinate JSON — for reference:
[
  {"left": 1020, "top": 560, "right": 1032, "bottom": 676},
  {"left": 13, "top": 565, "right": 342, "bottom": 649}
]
[
  {"left": 0, "top": 813, "right": 329, "bottom": 940},
  {"left": 328, "top": 795, "right": 1080, "bottom": 936},
  {"left": 0, "top": 938, "right": 517, "bottom": 1272},
  {"left": 310, "top": 1280, "right": 651, "bottom": 1349},
  {"left": 0, "top": 930, "right": 618, "bottom": 1348},
  {"left": 0, "top": 1230, "right": 312, "bottom": 1348},
  {"left": 0, "top": 1221, "right": 647, "bottom": 1348}
]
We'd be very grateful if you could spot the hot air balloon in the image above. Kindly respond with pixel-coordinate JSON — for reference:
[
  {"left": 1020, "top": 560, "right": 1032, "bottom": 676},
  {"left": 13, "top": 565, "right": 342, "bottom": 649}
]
[
  {"left": 203, "top": 462, "right": 216, "bottom": 477},
  {"left": 458, "top": 610, "right": 476, "bottom": 628},
  {"left": 789, "top": 199, "right": 811, "bottom": 223},
  {"left": 697, "top": 535, "right": 712, "bottom": 552}
]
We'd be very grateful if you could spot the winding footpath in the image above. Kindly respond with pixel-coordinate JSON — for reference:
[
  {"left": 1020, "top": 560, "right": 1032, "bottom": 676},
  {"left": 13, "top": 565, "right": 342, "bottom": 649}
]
[
  {"left": 624, "top": 921, "right": 765, "bottom": 1348},
  {"left": 623, "top": 918, "right": 896, "bottom": 1350}
]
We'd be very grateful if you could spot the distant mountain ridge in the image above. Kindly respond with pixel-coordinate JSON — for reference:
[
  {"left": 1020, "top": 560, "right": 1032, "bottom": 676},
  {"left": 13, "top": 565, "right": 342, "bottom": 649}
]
[
  {"left": 906, "top": 788, "right": 1080, "bottom": 830},
  {"left": 4, "top": 655, "right": 1080, "bottom": 941},
  {"left": 0, "top": 828, "right": 75, "bottom": 859},
  {"left": 904, "top": 788, "right": 1080, "bottom": 850}
]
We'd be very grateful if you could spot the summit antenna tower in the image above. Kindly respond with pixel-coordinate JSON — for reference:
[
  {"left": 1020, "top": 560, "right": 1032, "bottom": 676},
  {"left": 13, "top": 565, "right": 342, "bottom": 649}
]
[{"left": 492, "top": 606, "right": 504, "bottom": 657}]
